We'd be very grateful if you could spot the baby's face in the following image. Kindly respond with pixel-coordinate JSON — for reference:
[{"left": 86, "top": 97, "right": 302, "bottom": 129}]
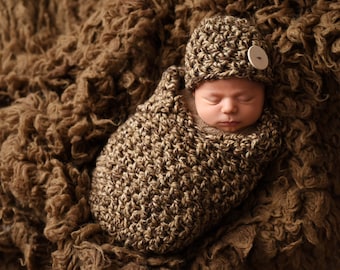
[{"left": 194, "top": 78, "right": 265, "bottom": 133}]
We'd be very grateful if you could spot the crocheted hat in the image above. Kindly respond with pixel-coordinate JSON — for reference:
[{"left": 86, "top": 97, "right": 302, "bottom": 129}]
[{"left": 184, "top": 15, "right": 273, "bottom": 91}]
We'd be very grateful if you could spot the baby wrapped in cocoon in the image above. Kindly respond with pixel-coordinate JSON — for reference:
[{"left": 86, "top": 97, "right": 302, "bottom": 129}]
[{"left": 89, "top": 15, "right": 282, "bottom": 254}]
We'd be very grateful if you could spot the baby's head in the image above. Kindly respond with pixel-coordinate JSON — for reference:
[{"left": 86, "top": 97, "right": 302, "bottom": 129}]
[{"left": 184, "top": 15, "right": 273, "bottom": 133}]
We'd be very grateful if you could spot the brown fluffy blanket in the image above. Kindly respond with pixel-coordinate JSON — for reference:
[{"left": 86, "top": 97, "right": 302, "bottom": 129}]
[{"left": 0, "top": 0, "right": 339, "bottom": 269}]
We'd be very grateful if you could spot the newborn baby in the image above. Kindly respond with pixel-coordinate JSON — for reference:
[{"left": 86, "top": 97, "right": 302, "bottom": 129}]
[{"left": 89, "top": 14, "right": 282, "bottom": 254}]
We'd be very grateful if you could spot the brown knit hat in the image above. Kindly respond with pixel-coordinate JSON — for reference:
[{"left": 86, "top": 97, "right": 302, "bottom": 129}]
[{"left": 184, "top": 15, "right": 273, "bottom": 90}]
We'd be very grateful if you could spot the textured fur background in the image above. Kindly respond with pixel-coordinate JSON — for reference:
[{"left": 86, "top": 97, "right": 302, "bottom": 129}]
[{"left": 0, "top": 0, "right": 339, "bottom": 269}]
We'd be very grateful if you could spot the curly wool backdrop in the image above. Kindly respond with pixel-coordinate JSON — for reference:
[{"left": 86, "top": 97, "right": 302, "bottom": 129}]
[{"left": 0, "top": 0, "right": 339, "bottom": 269}]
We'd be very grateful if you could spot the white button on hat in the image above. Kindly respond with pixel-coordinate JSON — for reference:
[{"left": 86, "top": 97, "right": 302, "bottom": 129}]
[{"left": 247, "top": 45, "right": 269, "bottom": 70}]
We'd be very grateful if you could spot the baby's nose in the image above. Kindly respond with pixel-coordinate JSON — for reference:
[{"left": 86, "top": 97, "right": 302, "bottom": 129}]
[{"left": 221, "top": 99, "right": 237, "bottom": 113}]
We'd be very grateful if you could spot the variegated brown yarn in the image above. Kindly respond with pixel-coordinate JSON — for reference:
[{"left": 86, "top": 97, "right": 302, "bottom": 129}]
[
  {"left": 184, "top": 14, "right": 273, "bottom": 91},
  {"left": 0, "top": 0, "right": 339, "bottom": 269},
  {"left": 89, "top": 66, "right": 282, "bottom": 254}
]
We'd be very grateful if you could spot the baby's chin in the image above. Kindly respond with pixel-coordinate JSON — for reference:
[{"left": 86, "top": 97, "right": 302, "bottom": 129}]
[
  {"left": 214, "top": 122, "right": 257, "bottom": 134},
  {"left": 214, "top": 123, "right": 243, "bottom": 133},
  {"left": 216, "top": 126, "right": 240, "bottom": 133}
]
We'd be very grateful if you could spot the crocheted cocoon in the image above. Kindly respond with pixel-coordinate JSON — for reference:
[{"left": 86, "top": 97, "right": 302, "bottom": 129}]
[{"left": 89, "top": 66, "right": 282, "bottom": 254}]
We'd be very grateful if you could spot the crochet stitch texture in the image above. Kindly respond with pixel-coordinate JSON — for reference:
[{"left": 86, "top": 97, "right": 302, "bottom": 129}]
[
  {"left": 185, "top": 15, "right": 273, "bottom": 91},
  {"left": 89, "top": 66, "right": 282, "bottom": 254}
]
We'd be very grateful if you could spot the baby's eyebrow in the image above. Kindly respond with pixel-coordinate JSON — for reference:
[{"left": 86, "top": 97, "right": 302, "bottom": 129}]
[{"left": 204, "top": 94, "right": 220, "bottom": 99}]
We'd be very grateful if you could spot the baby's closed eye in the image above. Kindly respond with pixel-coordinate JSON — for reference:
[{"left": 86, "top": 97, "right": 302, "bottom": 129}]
[
  {"left": 204, "top": 96, "right": 221, "bottom": 104},
  {"left": 237, "top": 95, "right": 254, "bottom": 102}
]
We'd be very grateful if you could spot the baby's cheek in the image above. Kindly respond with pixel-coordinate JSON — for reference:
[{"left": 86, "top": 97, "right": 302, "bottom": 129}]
[{"left": 204, "top": 108, "right": 220, "bottom": 123}]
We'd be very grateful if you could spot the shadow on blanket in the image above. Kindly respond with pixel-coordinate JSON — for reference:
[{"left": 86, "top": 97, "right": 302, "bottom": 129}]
[{"left": 0, "top": 0, "right": 339, "bottom": 269}]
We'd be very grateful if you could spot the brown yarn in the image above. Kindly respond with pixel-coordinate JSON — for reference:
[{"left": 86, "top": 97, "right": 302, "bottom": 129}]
[
  {"left": 89, "top": 66, "right": 282, "bottom": 254},
  {"left": 0, "top": 0, "right": 339, "bottom": 269},
  {"left": 184, "top": 14, "right": 273, "bottom": 91}
]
